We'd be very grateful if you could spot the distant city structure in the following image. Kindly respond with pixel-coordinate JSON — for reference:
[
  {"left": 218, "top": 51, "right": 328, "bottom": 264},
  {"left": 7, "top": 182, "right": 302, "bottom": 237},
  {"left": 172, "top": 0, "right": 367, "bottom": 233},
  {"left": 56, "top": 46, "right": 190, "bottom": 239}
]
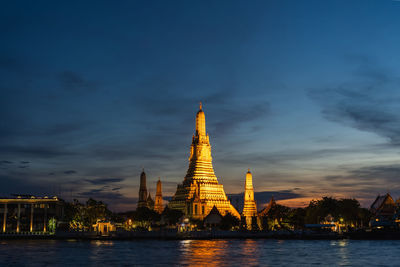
[
  {"left": 137, "top": 170, "right": 149, "bottom": 209},
  {"left": 0, "top": 196, "right": 64, "bottom": 233},
  {"left": 242, "top": 169, "right": 257, "bottom": 229},
  {"left": 137, "top": 170, "right": 161, "bottom": 211},
  {"left": 154, "top": 179, "right": 164, "bottom": 214},
  {"left": 168, "top": 103, "right": 240, "bottom": 219}
]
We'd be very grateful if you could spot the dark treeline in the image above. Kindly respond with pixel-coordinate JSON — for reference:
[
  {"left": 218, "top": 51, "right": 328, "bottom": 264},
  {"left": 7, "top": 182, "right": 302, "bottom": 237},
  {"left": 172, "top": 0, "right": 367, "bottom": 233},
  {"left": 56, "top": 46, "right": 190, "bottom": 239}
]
[
  {"left": 263, "top": 197, "right": 371, "bottom": 230},
  {"left": 60, "top": 196, "right": 371, "bottom": 232}
]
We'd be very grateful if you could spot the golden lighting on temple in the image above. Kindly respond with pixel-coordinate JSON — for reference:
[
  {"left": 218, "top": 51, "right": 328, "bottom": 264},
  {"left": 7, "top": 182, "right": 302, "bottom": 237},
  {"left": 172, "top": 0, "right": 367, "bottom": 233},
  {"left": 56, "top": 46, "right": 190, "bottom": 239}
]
[
  {"left": 154, "top": 178, "right": 164, "bottom": 214},
  {"left": 242, "top": 169, "right": 257, "bottom": 228},
  {"left": 168, "top": 103, "right": 240, "bottom": 219}
]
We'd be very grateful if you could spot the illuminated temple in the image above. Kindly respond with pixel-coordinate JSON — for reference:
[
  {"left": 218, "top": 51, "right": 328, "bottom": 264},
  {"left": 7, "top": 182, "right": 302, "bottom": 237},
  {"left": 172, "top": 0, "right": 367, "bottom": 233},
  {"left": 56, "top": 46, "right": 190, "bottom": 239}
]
[
  {"left": 169, "top": 103, "right": 240, "bottom": 219},
  {"left": 242, "top": 169, "right": 257, "bottom": 228}
]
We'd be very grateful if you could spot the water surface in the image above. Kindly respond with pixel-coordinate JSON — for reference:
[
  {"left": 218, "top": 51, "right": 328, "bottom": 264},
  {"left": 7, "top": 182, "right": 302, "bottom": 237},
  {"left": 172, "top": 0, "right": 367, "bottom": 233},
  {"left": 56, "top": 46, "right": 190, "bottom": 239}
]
[{"left": 1, "top": 239, "right": 399, "bottom": 266}]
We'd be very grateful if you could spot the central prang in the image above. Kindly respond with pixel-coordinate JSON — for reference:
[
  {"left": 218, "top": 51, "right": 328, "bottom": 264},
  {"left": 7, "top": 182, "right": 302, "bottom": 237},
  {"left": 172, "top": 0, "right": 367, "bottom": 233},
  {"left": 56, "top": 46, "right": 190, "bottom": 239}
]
[{"left": 168, "top": 103, "right": 240, "bottom": 219}]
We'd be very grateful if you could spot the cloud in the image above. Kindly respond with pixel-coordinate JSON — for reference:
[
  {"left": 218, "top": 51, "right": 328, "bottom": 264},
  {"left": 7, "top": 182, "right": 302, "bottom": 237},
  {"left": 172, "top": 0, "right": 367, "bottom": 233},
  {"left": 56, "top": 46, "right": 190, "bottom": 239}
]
[
  {"left": 58, "top": 71, "right": 97, "bottom": 92},
  {"left": 77, "top": 187, "right": 138, "bottom": 210},
  {"left": 322, "top": 164, "right": 400, "bottom": 197},
  {"left": 312, "top": 92, "right": 400, "bottom": 144},
  {"left": 44, "top": 123, "right": 88, "bottom": 136},
  {"left": 0, "top": 160, "right": 13, "bottom": 164},
  {"left": 309, "top": 56, "right": 400, "bottom": 145},
  {"left": 85, "top": 177, "right": 125, "bottom": 185},
  {"left": 0, "top": 175, "right": 48, "bottom": 196},
  {"left": 227, "top": 190, "right": 304, "bottom": 212},
  {"left": 210, "top": 102, "right": 270, "bottom": 137},
  {"left": 20, "top": 161, "right": 30, "bottom": 164},
  {"left": 64, "top": 170, "right": 77, "bottom": 175},
  {"left": 0, "top": 145, "right": 77, "bottom": 158},
  {"left": 349, "top": 165, "right": 400, "bottom": 183}
]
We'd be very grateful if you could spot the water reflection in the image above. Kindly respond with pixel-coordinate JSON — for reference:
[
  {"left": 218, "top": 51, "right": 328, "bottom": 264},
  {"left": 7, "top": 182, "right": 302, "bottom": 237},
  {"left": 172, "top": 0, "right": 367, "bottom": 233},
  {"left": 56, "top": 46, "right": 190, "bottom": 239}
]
[
  {"left": 241, "top": 240, "right": 261, "bottom": 266},
  {"left": 1, "top": 239, "right": 400, "bottom": 266},
  {"left": 179, "top": 240, "right": 230, "bottom": 266},
  {"left": 331, "top": 239, "right": 349, "bottom": 266},
  {"left": 91, "top": 240, "right": 114, "bottom": 246},
  {"left": 178, "top": 239, "right": 262, "bottom": 266}
]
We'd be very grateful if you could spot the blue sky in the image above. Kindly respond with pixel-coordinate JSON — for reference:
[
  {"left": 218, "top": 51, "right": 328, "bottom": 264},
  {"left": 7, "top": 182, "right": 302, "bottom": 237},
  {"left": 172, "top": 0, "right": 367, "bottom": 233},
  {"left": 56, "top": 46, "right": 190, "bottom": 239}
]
[{"left": 1, "top": 0, "right": 400, "bottom": 211}]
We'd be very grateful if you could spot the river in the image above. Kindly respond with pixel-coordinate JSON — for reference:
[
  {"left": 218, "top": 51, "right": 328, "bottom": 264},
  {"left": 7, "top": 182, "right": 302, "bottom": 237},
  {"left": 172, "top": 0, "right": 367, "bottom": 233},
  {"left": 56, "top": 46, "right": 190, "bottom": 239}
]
[{"left": 1, "top": 239, "right": 399, "bottom": 266}]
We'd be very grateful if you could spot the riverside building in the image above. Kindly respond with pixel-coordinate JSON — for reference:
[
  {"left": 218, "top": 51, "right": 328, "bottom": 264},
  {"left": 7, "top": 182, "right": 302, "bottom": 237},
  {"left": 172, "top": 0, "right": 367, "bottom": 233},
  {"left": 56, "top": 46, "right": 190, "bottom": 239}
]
[{"left": 0, "top": 195, "right": 64, "bottom": 233}]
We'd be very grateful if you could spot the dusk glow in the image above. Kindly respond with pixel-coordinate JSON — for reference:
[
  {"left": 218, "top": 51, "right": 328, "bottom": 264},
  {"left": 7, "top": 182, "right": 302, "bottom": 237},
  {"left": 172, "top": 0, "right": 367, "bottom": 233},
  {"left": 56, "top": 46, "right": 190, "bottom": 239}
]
[
  {"left": 3, "top": 1, "right": 400, "bottom": 266},
  {"left": 2, "top": 0, "right": 400, "bottom": 213}
]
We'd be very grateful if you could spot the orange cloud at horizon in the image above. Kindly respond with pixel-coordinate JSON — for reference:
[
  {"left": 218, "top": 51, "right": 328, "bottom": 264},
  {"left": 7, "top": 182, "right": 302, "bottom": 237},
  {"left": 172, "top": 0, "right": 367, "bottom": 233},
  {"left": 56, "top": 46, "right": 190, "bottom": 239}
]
[{"left": 276, "top": 197, "right": 313, "bottom": 208}]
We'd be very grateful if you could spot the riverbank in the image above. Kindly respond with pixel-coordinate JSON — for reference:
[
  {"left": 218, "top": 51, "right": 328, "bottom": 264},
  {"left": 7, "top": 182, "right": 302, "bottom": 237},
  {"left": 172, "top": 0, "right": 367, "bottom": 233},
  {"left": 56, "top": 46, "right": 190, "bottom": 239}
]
[
  {"left": 3, "top": 229, "right": 400, "bottom": 240},
  {"left": 0, "top": 230, "right": 344, "bottom": 240}
]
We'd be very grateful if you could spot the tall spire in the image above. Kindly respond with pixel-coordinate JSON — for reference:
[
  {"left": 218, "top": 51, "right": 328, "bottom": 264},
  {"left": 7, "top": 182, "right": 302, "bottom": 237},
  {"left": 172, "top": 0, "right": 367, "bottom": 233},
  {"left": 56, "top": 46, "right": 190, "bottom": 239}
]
[
  {"left": 147, "top": 191, "right": 154, "bottom": 209},
  {"left": 195, "top": 102, "right": 206, "bottom": 137},
  {"left": 245, "top": 169, "right": 254, "bottom": 191},
  {"left": 243, "top": 168, "right": 257, "bottom": 229},
  {"left": 169, "top": 103, "right": 240, "bottom": 219},
  {"left": 138, "top": 170, "right": 148, "bottom": 208},
  {"left": 154, "top": 178, "right": 163, "bottom": 214}
]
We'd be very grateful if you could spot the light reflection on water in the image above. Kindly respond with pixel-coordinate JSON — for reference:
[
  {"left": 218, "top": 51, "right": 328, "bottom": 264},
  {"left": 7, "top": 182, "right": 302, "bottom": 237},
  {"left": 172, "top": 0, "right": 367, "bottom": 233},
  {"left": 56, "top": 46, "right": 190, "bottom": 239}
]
[
  {"left": 334, "top": 239, "right": 349, "bottom": 266},
  {"left": 1, "top": 239, "right": 400, "bottom": 266}
]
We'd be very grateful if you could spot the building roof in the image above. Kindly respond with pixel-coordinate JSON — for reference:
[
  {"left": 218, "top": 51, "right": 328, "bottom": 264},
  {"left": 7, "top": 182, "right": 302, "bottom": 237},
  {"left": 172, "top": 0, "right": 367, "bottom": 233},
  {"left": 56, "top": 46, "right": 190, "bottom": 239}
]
[
  {"left": 204, "top": 206, "right": 223, "bottom": 224},
  {"left": 259, "top": 196, "right": 276, "bottom": 216},
  {"left": 0, "top": 195, "right": 60, "bottom": 203},
  {"left": 370, "top": 193, "right": 394, "bottom": 212}
]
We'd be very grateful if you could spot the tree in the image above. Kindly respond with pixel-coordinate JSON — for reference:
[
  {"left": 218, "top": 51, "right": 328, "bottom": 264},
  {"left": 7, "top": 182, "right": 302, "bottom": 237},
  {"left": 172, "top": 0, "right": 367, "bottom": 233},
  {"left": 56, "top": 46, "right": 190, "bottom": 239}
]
[
  {"left": 338, "top": 198, "right": 360, "bottom": 226},
  {"left": 48, "top": 217, "right": 57, "bottom": 233},
  {"left": 161, "top": 207, "right": 183, "bottom": 226},
  {"left": 358, "top": 208, "right": 371, "bottom": 228},
  {"left": 131, "top": 207, "right": 160, "bottom": 229},
  {"left": 288, "top": 208, "right": 306, "bottom": 229},
  {"left": 260, "top": 204, "right": 291, "bottom": 230},
  {"left": 67, "top": 198, "right": 113, "bottom": 230},
  {"left": 220, "top": 213, "right": 240, "bottom": 230},
  {"left": 304, "top": 197, "right": 370, "bottom": 229},
  {"left": 268, "top": 204, "right": 291, "bottom": 229},
  {"left": 305, "top": 197, "right": 339, "bottom": 224}
]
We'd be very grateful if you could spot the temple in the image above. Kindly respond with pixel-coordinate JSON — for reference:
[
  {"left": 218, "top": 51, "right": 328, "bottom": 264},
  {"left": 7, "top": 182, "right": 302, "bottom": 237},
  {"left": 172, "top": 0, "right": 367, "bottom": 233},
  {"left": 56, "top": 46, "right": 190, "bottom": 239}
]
[
  {"left": 242, "top": 169, "right": 257, "bottom": 228},
  {"left": 147, "top": 192, "right": 154, "bottom": 209},
  {"left": 137, "top": 170, "right": 149, "bottom": 209},
  {"left": 168, "top": 103, "right": 240, "bottom": 219},
  {"left": 154, "top": 179, "right": 164, "bottom": 214}
]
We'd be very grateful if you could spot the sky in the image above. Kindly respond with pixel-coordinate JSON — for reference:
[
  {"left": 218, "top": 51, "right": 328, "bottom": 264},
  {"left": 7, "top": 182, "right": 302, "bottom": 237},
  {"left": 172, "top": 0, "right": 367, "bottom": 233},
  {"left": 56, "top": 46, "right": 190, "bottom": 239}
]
[{"left": 1, "top": 0, "right": 400, "bottom": 211}]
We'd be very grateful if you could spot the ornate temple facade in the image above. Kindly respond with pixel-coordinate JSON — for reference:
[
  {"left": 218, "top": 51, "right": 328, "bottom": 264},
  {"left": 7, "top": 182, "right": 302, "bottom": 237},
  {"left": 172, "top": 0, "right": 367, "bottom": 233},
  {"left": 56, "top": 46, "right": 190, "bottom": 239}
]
[
  {"left": 154, "top": 179, "right": 164, "bottom": 214},
  {"left": 168, "top": 103, "right": 240, "bottom": 220},
  {"left": 242, "top": 169, "right": 257, "bottom": 228}
]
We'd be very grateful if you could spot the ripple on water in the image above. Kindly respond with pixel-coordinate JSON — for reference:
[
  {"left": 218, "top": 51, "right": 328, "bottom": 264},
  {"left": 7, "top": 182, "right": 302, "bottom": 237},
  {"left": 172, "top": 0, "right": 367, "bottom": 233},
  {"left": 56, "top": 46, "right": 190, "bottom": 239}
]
[{"left": 1, "top": 239, "right": 400, "bottom": 266}]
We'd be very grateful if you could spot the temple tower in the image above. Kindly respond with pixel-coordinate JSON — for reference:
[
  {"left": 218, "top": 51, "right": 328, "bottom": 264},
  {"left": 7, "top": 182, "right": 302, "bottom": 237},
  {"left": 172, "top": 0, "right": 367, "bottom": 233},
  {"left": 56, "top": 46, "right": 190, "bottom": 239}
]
[
  {"left": 147, "top": 192, "right": 154, "bottom": 209},
  {"left": 137, "top": 170, "right": 148, "bottom": 208},
  {"left": 169, "top": 103, "right": 240, "bottom": 219},
  {"left": 154, "top": 178, "right": 164, "bottom": 214},
  {"left": 242, "top": 169, "right": 257, "bottom": 228}
]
